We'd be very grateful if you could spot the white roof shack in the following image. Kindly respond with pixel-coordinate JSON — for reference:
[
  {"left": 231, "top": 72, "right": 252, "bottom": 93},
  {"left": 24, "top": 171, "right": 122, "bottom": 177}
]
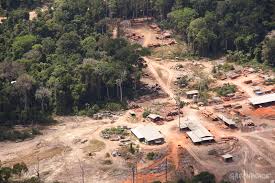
[
  {"left": 131, "top": 125, "right": 164, "bottom": 142},
  {"left": 222, "top": 154, "right": 233, "bottom": 159},
  {"left": 147, "top": 114, "right": 163, "bottom": 120},
  {"left": 248, "top": 93, "right": 275, "bottom": 106},
  {"left": 186, "top": 90, "right": 199, "bottom": 95},
  {"left": 217, "top": 114, "right": 236, "bottom": 126}
]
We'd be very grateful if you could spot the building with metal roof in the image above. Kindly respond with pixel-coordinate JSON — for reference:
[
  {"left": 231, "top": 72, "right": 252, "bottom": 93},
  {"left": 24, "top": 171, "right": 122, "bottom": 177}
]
[
  {"left": 248, "top": 93, "right": 275, "bottom": 106},
  {"left": 180, "top": 120, "right": 214, "bottom": 144},
  {"left": 217, "top": 114, "right": 237, "bottom": 128},
  {"left": 131, "top": 125, "right": 164, "bottom": 145}
]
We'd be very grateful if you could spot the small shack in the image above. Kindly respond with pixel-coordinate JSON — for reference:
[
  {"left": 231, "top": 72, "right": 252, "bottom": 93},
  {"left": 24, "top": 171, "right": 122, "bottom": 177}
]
[
  {"left": 217, "top": 114, "right": 237, "bottom": 128},
  {"left": 222, "top": 154, "right": 233, "bottom": 162},
  {"left": 186, "top": 90, "right": 199, "bottom": 99},
  {"left": 131, "top": 125, "right": 164, "bottom": 145},
  {"left": 147, "top": 114, "right": 163, "bottom": 122}
]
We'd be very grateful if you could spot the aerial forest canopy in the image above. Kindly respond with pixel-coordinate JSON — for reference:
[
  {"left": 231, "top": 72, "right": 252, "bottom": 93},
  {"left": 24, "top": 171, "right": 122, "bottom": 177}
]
[
  {"left": 0, "top": 0, "right": 149, "bottom": 123},
  {"left": 0, "top": 0, "right": 274, "bottom": 123}
]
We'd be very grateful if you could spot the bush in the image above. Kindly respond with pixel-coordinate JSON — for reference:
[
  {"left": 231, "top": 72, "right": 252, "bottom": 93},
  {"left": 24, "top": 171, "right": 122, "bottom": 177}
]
[
  {"left": 216, "top": 83, "right": 236, "bottom": 96},
  {"left": 82, "top": 104, "right": 101, "bottom": 117},
  {"left": 142, "top": 109, "right": 151, "bottom": 118},
  {"left": 192, "top": 171, "right": 216, "bottom": 183},
  {"left": 226, "top": 50, "right": 250, "bottom": 64},
  {"left": 31, "top": 128, "right": 42, "bottom": 135},
  {"left": 105, "top": 102, "right": 124, "bottom": 111},
  {"left": 146, "top": 152, "right": 158, "bottom": 160}
]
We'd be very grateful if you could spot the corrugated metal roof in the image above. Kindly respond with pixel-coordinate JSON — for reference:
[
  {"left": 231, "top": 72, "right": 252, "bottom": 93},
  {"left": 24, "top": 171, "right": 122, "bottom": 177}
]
[
  {"left": 183, "top": 121, "right": 214, "bottom": 143},
  {"left": 131, "top": 127, "right": 144, "bottom": 139},
  {"left": 249, "top": 93, "right": 275, "bottom": 105},
  {"left": 131, "top": 125, "right": 164, "bottom": 142},
  {"left": 217, "top": 114, "right": 236, "bottom": 126},
  {"left": 186, "top": 131, "right": 202, "bottom": 143}
]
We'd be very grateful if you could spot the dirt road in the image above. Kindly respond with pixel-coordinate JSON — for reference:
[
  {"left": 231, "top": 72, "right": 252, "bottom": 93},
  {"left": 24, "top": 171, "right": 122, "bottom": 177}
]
[{"left": 143, "top": 57, "right": 175, "bottom": 99}]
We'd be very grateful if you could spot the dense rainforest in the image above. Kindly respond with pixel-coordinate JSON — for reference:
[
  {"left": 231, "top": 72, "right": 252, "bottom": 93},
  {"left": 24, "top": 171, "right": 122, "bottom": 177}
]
[{"left": 0, "top": 0, "right": 275, "bottom": 123}]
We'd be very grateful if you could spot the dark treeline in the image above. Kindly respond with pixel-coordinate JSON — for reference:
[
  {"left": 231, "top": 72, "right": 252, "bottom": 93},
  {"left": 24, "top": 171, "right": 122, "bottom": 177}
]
[
  {"left": 0, "top": 0, "right": 49, "bottom": 11},
  {"left": 97, "top": 0, "right": 275, "bottom": 65},
  {"left": 0, "top": 0, "right": 148, "bottom": 123},
  {"left": 166, "top": 0, "right": 275, "bottom": 63}
]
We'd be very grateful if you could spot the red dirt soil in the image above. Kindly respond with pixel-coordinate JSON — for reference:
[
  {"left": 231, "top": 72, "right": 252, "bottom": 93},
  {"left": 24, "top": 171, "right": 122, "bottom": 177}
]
[{"left": 244, "top": 106, "right": 275, "bottom": 118}]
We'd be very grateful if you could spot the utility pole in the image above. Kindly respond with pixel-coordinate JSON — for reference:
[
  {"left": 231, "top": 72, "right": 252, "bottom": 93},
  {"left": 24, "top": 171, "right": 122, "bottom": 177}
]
[
  {"left": 165, "top": 157, "right": 168, "bottom": 182},
  {"left": 132, "top": 166, "right": 135, "bottom": 183},
  {"left": 175, "top": 95, "right": 181, "bottom": 129}
]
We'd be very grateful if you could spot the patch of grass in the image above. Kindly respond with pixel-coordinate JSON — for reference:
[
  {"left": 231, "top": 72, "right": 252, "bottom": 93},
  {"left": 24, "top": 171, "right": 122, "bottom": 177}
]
[
  {"left": 151, "top": 44, "right": 192, "bottom": 60},
  {"left": 83, "top": 139, "right": 106, "bottom": 153}
]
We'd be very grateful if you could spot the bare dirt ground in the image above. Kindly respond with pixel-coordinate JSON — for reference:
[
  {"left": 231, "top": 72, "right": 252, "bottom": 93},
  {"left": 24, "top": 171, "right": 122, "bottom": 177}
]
[{"left": 1, "top": 20, "right": 275, "bottom": 183}]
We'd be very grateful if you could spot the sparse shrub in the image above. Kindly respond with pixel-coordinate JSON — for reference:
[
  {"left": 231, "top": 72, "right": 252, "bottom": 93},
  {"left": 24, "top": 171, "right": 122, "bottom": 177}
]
[
  {"left": 146, "top": 152, "right": 158, "bottom": 160},
  {"left": 142, "top": 108, "right": 151, "bottom": 118},
  {"left": 105, "top": 152, "right": 110, "bottom": 158},
  {"left": 179, "top": 100, "right": 186, "bottom": 108}
]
